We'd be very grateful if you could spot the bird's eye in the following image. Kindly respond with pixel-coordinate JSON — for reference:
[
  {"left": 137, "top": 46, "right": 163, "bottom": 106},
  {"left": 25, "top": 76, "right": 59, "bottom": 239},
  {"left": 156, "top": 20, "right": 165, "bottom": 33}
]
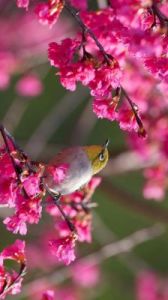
[{"left": 99, "top": 152, "right": 105, "bottom": 161}]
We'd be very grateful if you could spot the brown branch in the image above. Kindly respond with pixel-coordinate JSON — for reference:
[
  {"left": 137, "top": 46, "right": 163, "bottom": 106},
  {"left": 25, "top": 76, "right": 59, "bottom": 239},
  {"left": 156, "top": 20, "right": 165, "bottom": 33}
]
[
  {"left": 63, "top": 0, "right": 112, "bottom": 64},
  {"left": 0, "top": 125, "right": 31, "bottom": 199},
  {"left": 63, "top": 2, "right": 146, "bottom": 135},
  {"left": 121, "top": 86, "right": 147, "bottom": 137},
  {"left": 151, "top": 2, "right": 168, "bottom": 28}
]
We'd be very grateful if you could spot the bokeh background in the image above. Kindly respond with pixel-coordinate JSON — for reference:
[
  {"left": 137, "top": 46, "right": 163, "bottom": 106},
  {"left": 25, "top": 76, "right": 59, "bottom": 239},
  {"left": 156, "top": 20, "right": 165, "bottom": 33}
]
[{"left": 1, "top": 1, "right": 168, "bottom": 300}]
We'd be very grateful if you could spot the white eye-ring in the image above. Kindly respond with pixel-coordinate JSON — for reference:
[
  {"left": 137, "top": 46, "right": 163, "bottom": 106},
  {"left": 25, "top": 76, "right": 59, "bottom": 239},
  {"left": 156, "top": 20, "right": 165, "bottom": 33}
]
[{"left": 99, "top": 152, "right": 105, "bottom": 161}]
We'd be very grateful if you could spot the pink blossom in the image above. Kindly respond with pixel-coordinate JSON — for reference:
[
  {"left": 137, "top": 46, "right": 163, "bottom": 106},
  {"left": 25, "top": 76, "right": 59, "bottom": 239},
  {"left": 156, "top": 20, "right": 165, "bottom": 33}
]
[
  {"left": 48, "top": 39, "right": 122, "bottom": 95},
  {"left": 0, "top": 147, "right": 44, "bottom": 234},
  {"left": 56, "top": 217, "right": 92, "bottom": 243},
  {"left": 48, "top": 39, "right": 80, "bottom": 68},
  {"left": 89, "top": 62, "right": 122, "bottom": 97},
  {"left": 46, "top": 176, "right": 101, "bottom": 247},
  {"left": 143, "top": 166, "right": 166, "bottom": 200},
  {"left": 144, "top": 57, "right": 168, "bottom": 83},
  {"left": 93, "top": 97, "right": 118, "bottom": 121},
  {"left": 35, "top": 0, "right": 64, "bottom": 27},
  {"left": 117, "top": 107, "right": 139, "bottom": 133},
  {"left": 138, "top": 9, "right": 155, "bottom": 31},
  {"left": 46, "top": 163, "right": 69, "bottom": 185},
  {"left": 75, "top": 217, "right": 92, "bottom": 243},
  {"left": 45, "top": 196, "right": 61, "bottom": 217},
  {"left": 49, "top": 234, "right": 77, "bottom": 265},
  {"left": 136, "top": 271, "right": 168, "bottom": 300},
  {"left": 71, "top": 262, "right": 100, "bottom": 287},
  {"left": 136, "top": 271, "right": 158, "bottom": 300},
  {"left": 70, "top": 0, "right": 87, "bottom": 10},
  {"left": 15, "top": 74, "right": 43, "bottom": 98},
  {"left": 3, "top": 191, "right": 43, "bottom": 234},
  {"left": 3, "top": 187, "right": 43, "bottom": 235},
  {"left": 1, "top": 239, "right": 26, "bottom": 263},
  {"left": 22, "top": 173, "right": 42, "bottom": 197},
  {"left": 16, "top": 0, "right": 29, "bottom": 9},
  {"left": 0, "top": 266, "right": 5, "bottom": 295},
  {"left": 87, "top": 176, "right": 102, "bottom": 191},
  {"left": 0, "top": 240, "right": 26, "bottom": 299},
  {"left": 143, "top": 181, "right": 165, "bottom": 200},
  {"left": 41, "top": 290, "right": 55, "bottom": 300},
  {"left": 4, "top": 215, "right": 28, "bottom": 235}
]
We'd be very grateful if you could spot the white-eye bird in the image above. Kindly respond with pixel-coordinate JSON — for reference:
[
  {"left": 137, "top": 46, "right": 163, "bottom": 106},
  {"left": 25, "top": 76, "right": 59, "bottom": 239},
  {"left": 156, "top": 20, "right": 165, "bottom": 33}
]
[{"left": 44, "top": 140, "right": 109, "bottom": 196}]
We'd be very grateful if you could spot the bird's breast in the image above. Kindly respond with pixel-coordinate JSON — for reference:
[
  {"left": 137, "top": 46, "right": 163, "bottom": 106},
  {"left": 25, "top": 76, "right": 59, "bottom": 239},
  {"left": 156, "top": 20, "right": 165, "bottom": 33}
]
[{"left": 44, "top": 147, "right": 92, "bottom": 195}]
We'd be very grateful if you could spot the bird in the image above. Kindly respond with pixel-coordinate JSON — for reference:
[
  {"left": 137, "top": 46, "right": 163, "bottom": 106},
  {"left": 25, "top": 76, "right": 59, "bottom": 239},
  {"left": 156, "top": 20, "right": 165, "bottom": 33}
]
[{"left": 44, "top": 139, "right": 109, "bottom": 197}]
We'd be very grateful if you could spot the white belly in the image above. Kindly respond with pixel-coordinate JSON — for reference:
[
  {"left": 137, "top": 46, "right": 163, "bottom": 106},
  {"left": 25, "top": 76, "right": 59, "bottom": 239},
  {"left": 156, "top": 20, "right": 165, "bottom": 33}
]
[{"left": 44, "top": 147, "right": 92, "bottom": 195}]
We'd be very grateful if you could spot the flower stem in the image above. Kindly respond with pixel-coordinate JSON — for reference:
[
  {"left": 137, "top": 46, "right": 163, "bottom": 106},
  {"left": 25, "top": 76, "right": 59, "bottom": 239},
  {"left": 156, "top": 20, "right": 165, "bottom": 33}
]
[
  {"left": 0, "top": 124, "right": 29, "bottom": 198},
  {"left": 63, "top": 0, "right": 112, "bottom": 64},
  {"left": 121, "top": 86, "right": 146, "bottom": 137}
]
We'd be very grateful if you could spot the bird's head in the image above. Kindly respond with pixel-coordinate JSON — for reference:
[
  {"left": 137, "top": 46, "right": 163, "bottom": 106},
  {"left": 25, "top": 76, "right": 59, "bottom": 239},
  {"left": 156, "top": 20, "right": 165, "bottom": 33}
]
[{"left": 83, "top": 139, "right": 109, "bottom": 175}]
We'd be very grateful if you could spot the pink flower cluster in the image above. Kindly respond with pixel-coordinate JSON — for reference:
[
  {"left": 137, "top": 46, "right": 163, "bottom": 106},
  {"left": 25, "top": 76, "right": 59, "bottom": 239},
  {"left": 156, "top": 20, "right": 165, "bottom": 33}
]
[
  {"left": 124, "top": 62, "right": 168, "bottom": 200},
  {"left": 0, "top": 144, "right": 44, "bottom": 235},
  {"left": 0, "top": 240, "right": 26, "bottom": 299},
  {"left": 46, "top": 1, "right": 168, "bottom": 136},
  {"left": 46, "top": 177, "right": 101, "bottom": 265},
  {"left": 16, "top": 74, "right": 43, "bottom": 98},
  {"left": 35, "top": 0, "right": 64, "bottom": 27},
  {"left": 40, "top": 287, "right": 80, "bottom": 300},
  {"left": 71, "top": 261, "right": 100, "bottom": 287},
  {"left": 136, "top": 271, "right": 168, "bottom": 300},
  {"left": 16, "top": 0, "right": 29, "bottom": 10}
]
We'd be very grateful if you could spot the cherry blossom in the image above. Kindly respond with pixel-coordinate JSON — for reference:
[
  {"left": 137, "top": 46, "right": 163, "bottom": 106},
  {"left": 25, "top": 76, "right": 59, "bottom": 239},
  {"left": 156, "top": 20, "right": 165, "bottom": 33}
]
[
  {"left": 2, "top": 0, "right": 168, "bottom": 298},
  {"left": 71, "top": 262, "right": 100, "bottom": 287},
  {"left": 0, "top": 240, "right": 26, "bottom": 299},
  {"left": 49, "top": 233, "right": 77, "bottom": 265},
  {"left": 0, "top": 145, "right": 44, "bottom": 234},
  {"left": 35, "top": 0, "right": 64, "bottom": 27},
  {"left": 136, "top": 271, "right": 168, "bottom": 300},
  {"left": 41, "top": 290, "right": 55, "bottom": 300},
  {"left": 16, "top": 0, "right": 29, "bottom": 10},
  {"left": 15, "top": 74, "right": 43, "bottom": 98}
]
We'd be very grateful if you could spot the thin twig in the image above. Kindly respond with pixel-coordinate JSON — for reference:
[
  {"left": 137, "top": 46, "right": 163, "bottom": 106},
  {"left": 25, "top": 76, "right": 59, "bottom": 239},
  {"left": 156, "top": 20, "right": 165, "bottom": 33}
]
[
  {"left": 0, "top": 125, "right": 22, "bottom": 184},
  {"left": 121, "top": 86, "right": 146, "bottom": 137},
  {"left": 151, "top": 2, "right": 168, "bottom": 27},
  {"left": 64, "top": 0, "right": 112, "bottom": 64}
]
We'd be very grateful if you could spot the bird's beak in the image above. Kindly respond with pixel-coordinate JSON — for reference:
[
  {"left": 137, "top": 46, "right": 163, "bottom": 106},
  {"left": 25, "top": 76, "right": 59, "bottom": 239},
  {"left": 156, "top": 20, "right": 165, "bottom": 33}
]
[{"left": 103, "top": 139, "right": 110, "bottom": 150}]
